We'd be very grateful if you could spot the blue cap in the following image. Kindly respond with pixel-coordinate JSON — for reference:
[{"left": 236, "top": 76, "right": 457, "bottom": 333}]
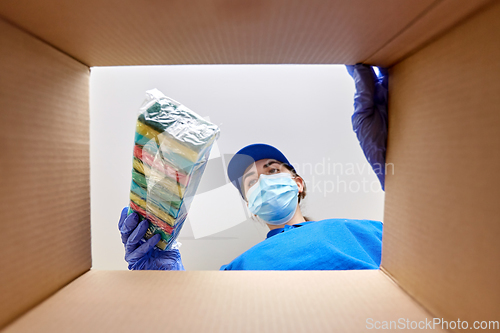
[{"left": 227, "top": 143, "right": 295, "bottom": 198}]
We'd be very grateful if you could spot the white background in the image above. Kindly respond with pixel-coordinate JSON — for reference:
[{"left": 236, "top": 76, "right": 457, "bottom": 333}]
[{"left": 90, "top": 65, "right": 385, "bottom": 270}]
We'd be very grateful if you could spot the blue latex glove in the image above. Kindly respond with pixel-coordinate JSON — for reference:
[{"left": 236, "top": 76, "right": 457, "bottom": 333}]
[
  {"left": 346, "top": 64, "right": 388, "bottom": 190},
  {"left": 118, "top": 207, "right": 185, "bottom": 270}
]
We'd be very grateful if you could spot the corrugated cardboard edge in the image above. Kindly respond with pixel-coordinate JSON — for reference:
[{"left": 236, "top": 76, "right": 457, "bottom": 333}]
[
  {"left": 365, "top": 0, "right": 495, "bottom": 67},
  {"left": 0, "top": 14, "right": 88, "bottom": 68},
  {"left": 0, "top": 18, "right": 91, "bottom": 328}
]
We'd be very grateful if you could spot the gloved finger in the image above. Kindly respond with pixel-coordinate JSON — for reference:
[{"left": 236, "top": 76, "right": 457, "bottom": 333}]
[
  {"left": 377, "top": 67, "right": 389, "bottom": 81},
  {"left": 126, "top": 233, "right": 161, "bottom": 263},
  {"left": 374, "top": 67, "right": 389, "bottom": 106},
  {"left": 118, "top": 207, "right": 129, "bottom": 231},
  {"left": 351, "top": 65, "right": 376, "bottom": 126},
  {"left": 125, "top": 219, "right": 150, "bottom": 254},
  {"left": 120, "top": 211, "right": 139, "bottom": 245},
  {"left": 345, "top": 64, "right": 355, "bottom": 77}
]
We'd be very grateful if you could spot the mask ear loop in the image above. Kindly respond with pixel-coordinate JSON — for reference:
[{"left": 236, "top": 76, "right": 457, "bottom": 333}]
[
  {"left": 253, "top": 213, "right": 269, "bottom": 226},
  {"left": 290, "top": 175, "right": 302, "bottom": 196}
]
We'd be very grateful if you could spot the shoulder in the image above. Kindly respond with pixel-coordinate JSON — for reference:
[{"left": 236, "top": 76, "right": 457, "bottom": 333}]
[
  {"left": 294, "top": 218, "right": 383, "bottom": 243},
  {"left": 220, "top": 218, "right": 383, "bottom": 270},
  {"left": 302, "top": 218, "right": 383, "bottom": 233}
]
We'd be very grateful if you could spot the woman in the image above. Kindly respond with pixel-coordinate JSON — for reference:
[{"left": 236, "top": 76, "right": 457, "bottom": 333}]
[
  {"left": 118, "top": 64, "right": 387, "bottom": 271},
  {"left": 119, "top": 142, "right": 383, "bottom": 270}
]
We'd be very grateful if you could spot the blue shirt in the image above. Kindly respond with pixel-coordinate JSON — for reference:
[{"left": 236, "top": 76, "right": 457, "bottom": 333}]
[{"left": 219, "top": 218, "right": 383, "bottom": 270}]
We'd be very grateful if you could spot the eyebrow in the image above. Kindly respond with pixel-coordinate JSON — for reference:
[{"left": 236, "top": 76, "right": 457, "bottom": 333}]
[
  {"left": 242, "top": 160, "right": 281, "bottom": 185},
  {"left": 263, "top": 160, "right": 281, "bottom": 169}
]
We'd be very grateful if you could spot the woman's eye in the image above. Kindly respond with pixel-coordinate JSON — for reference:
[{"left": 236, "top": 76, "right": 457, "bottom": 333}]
[{"left": 269, "top": 168, "right": 280, "bottom": 174}]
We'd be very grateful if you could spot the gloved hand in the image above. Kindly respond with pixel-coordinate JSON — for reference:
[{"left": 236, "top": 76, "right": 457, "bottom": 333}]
[
  {"left": 118, "top": 207, "right": 185, "bottom": 270},
  {"left": 346, "top": 64, "right": 388, "bottom": 190}
]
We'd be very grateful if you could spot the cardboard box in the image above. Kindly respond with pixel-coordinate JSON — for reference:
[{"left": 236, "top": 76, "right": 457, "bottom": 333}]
[{"left": 0, "top": 0, "right": 498, "bottom": 331}]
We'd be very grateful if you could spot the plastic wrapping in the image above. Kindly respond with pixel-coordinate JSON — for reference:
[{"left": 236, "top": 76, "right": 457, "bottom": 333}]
[{"left": 128, "top": 89, "right": 220, "bottom": 250}]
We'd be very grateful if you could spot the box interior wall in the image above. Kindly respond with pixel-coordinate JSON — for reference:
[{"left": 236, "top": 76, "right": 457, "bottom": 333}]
[{"left": 0, "top": 0, "right": 499, "bottom": 331}]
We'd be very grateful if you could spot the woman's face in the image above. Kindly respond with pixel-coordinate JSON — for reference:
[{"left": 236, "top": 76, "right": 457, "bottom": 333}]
[{"left": 241, "top": 158, "right": 303, "bottom": 201}]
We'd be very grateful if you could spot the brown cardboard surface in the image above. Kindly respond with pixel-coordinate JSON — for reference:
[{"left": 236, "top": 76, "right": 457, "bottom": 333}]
[
  {"left": 383, "top": 0, "right": 500, "bottom": 325},
  {"left": 365, "top": 0, "right": 494, "bottom": 67},
  {"left": 0, "top": 0, "right": 437, "bottom": 66},
  {"left": 0, "top": 19, "right": 91, "bottom": 328},
  {"left": 3, "top": 270, "right": 444, "bottom": 332},
  {"left": 0, "top": 0, "right": 499, "bottom": 330}
]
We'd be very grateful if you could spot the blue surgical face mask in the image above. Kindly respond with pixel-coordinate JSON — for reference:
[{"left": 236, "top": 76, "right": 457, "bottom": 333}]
[{"left": 246, "top": 172, "right": 299, "bottom": 225}]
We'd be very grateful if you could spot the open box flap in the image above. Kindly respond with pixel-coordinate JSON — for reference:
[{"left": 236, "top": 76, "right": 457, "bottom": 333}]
[
  {"left": 3, "top": 270, "right": 444, "bottom": 332},
  {"left": 0, "top": 17, "right": 91, "bottom": 328},
  {"left": 382, "top": 0, "right": 500, "bottom": 323},
  {"left": 0, "top": 0, "right": 492, "bottom": 67}
]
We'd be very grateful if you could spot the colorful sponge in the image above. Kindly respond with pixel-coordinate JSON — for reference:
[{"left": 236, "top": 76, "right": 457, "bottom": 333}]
[{"left": 128, "top": 89, "right": 220, "bottom": 250}]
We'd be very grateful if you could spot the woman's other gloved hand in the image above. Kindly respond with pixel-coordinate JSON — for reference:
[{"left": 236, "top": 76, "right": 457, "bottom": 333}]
[
  {"left": 346, "top": 64, "right": 388, "bottom": 190},
  {"left": 118, "top": 207, "right": 185, "bottom": 270}
]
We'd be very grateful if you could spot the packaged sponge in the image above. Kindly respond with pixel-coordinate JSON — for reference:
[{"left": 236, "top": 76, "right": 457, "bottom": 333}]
[{"left": 128, "top": 89, "right": 220, "bottom": 250}]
